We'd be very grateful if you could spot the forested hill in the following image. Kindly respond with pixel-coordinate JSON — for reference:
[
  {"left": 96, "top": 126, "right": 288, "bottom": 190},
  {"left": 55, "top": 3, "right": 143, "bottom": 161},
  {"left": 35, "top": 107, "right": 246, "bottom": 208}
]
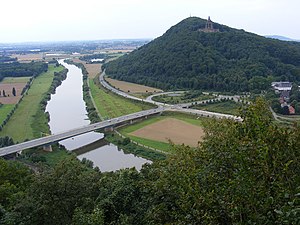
[{"left": 104, "top": 17, "right": 300, "bottom": 92}]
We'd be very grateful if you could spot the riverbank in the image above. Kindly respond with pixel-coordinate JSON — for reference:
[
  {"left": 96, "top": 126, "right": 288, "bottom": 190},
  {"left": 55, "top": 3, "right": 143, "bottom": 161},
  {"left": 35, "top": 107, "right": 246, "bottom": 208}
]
[
  {"left": 0, "top": 65, "right": 64, "bottom": 142},
  {"left": 66, "top": 60, "right": 166, "bottom": 161},
  {"left": 91, "top": 75, "right": 154, "bottom": 119}
]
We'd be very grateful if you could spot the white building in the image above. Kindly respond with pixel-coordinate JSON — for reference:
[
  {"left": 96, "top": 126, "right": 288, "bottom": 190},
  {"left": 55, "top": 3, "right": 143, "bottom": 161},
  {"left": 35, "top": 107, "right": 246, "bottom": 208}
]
[{"left": 271, "top": 82, "right": 292, "bottom": 93}]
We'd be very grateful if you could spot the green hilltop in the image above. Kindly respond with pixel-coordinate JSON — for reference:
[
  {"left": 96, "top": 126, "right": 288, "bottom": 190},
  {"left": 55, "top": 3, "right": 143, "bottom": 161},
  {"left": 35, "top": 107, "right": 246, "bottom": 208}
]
[{"left": 104, "top": 17, "right": 300, "bottom": 92}]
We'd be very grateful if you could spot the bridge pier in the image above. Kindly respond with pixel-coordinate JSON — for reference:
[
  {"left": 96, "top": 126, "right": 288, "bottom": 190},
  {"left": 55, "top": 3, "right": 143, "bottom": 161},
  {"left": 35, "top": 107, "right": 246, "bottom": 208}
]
[
  {"left": 104, "top": 126, "right": 114, "bottom": 132},
  {"left": 43, "top": 144, "right": 52, "bottom": 152}
]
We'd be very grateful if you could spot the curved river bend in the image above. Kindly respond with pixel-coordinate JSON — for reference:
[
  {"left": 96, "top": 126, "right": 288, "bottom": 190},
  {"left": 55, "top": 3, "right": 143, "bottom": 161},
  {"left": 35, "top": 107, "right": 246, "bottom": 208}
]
[{"left": 46, "top": 60, "right": 151, "bottom": 171}]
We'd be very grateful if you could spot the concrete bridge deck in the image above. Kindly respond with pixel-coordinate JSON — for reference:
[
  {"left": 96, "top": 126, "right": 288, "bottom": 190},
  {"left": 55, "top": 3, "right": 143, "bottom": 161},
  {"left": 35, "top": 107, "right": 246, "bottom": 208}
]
[
  {"left": 0, "top": 108, "right": 164, "bottom": 157},
  {"left": 0, "top": 69, "right": 242, "bottom": 157}
]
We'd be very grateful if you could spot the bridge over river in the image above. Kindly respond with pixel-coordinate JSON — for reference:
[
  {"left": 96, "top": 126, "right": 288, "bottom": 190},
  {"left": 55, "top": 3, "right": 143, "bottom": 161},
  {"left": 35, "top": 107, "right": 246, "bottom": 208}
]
[
  {"left": 0, "top": 70, "right": 242, "bottom": 157},
  {"left": 0, "top": 108, "right": 164, "bottom": 157}
]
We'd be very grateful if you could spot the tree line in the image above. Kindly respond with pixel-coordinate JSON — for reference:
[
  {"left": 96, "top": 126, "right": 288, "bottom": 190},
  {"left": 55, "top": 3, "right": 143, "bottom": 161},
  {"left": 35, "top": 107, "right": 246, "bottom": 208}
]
[{"left": 0, "top": 61, "right": 48, "bottom": 82}]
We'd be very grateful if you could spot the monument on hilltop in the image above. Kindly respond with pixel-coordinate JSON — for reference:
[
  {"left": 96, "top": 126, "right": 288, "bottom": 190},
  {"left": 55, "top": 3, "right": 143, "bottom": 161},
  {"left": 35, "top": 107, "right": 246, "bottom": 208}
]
[{"left": 199, "top": 16, "right": 219, "bottom": 33}]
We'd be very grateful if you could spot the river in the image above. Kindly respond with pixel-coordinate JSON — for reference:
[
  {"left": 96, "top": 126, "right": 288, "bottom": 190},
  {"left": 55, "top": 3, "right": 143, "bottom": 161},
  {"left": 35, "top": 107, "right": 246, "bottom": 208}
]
[{"left": 45, "top": 60, "right": 151, "bottom": 171}]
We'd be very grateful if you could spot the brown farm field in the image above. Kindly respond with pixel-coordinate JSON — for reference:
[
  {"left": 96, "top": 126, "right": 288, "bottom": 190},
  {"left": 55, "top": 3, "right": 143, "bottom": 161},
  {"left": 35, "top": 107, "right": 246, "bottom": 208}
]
[
  {"left": 12, "top": 53, "right": 43, "bottom": 62},
  {"left": 106, "top": 77, "right": 163, "bottom": 93},
  {"left": 130, "top": 118, "right": 204, "bottom": 147},
  {"left": 0, "top": 81, "right": 28, "bottom": 104},
  {"left": 72, "top": 58, "right": 102, "bottom": 78}
]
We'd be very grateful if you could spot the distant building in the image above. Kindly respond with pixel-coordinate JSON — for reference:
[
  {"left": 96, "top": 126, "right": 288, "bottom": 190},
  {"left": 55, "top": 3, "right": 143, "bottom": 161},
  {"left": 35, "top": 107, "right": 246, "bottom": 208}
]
[
  {"left": 199, "top": 16, "right": 219, "bottom": 33},
  {"left": 271, "top": 81, "right": 292, "bottom": 100},
  {"left": 271, "top": 82, "right": 292, "bottom": 93},
  {"left": 289, "top": 105, "right": 295, "bottom": 115}
]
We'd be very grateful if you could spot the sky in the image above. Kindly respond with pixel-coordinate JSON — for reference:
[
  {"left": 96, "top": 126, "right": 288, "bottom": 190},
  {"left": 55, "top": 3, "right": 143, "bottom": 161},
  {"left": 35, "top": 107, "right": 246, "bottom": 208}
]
[{"left": 1, "top": 0, "right": 299, "bottom": 43}]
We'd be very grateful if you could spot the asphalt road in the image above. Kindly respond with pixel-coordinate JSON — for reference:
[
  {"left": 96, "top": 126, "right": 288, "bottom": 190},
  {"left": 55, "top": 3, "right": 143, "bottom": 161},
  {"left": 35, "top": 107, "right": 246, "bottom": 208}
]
[
  {"left": 0, "top": 72, "right": 242, "bottom": 157},
  {"left": 0, "top": 108, "right": 165, "bottom": 157}
]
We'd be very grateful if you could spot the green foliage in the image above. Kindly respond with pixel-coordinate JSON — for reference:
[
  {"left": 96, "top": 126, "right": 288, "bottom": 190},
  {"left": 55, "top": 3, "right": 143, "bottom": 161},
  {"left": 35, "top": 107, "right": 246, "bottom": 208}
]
[
  {"left": 122, "top": 137, "right": 131, "bottom": 145},
  {"left": 105, "top": 132, "right": 166, "bottom": 161},
  {"left": 89, "top": 75, "right": 154, "bottom": 119},
  {"left": 0, "top": 61, "right": 48, "bottom": 82},
  {"left": 0, "top": 104, "right": 15, "bottom": 126},
  {"left": 1, "top": 99, "right": 299, "bottom": 224},
  {"left": 152, "top": 90, "right": 215, "bottom": 104},
  {"left": 0, "top": 56, "right": 17, "bottom": 63},
  {"left": 0, "top": 65, "right": 63, "bottom": 141},
  {"left": 0, "top": 136, "right": 14, "bottom": 147},
  {"left": 191, "top": 99, "right": 242, "bottom": 115},
  {"left": 10, "top": 157, "right": 102, "bottom": 225},
  {"left": 105, "top": 17, "right": 300, "bottom": 92},
  {"left": 0, "top": 158, "right": 32, "bottom": 216}
]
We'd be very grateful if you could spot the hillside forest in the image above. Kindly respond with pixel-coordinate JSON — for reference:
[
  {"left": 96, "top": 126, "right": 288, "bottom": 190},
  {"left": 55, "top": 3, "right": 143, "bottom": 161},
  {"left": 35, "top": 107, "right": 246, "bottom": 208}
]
[{"left": 104, "top": 17, "right": 300, "bottom": 93}]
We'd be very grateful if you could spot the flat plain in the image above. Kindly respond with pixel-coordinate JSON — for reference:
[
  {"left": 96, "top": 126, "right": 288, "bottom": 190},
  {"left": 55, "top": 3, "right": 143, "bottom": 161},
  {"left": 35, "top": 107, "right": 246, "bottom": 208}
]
[
  {"left": 0, "top": 65, "right": 63, "bottom": 142},
  {"left": 130, "top": 118, "right": 204, "bottom": 147},
  {"left": 72, "top": 58, "right": 102, "bottom": 78},
  {"left": 0, "top": 77, "right": 30, "bottom": 104}
]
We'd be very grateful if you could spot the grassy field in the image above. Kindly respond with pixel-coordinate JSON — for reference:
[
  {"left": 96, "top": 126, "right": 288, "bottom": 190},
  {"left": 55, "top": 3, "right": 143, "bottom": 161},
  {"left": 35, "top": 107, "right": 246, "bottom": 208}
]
[
  {"left": 0, "top": 104, "right": 15, "bottom": 124},
  {"left": 1, "top": 77, "right": 31, "bottom": 83},
  {"left": 89, "top": 78, "right": 154, "bottom": 119},
  {"left": 119, "top": 112, "right": 206, "bottom": 152},
  {"left": 152, "top": 91, "right": 215, "bottom": 104},
  {"left": 192, "top": 101, "right": 242, "bottom": 115},
  {"left": 0, "top": 65, "right": 63, "bottom": 142}
]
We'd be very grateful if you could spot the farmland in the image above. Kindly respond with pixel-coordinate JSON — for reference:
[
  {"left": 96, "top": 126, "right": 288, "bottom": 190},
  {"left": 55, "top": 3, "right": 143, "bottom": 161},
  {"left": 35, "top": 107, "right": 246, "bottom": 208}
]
[
  {"left": 72, "top": 58, "right": 102, "bottom": 78},
  {"left": 0, "top": 77, "right": 31, "bottom": 104},
  {"left": 119, "top": 112, "right": 206, "bottom": 152},
  {"left": 105, "top": 77, "right": 162, "bottom": 94},
  {"left": 130, "top": 118, "right": 204, "bottom": 147},
  {"left": 0, "top": 65, "right": 64, "bottom": 142}
]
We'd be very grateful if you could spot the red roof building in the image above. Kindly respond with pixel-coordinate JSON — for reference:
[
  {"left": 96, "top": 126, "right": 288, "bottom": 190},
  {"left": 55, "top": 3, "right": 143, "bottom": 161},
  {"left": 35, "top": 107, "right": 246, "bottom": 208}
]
[{"left": 289, "top": 106, "right": 295, "bottom": 115}]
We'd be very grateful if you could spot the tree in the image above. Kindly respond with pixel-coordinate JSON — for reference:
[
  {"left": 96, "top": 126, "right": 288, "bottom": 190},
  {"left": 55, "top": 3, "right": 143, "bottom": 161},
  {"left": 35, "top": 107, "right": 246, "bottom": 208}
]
[
  {"left": 11, "top": 157, "right": 102, "bottom": 225},
  {"left": 0, "top": 158, "right": 32, "bottom": 222},
  {"left": 142, "top": 98, "right": 300, "bottom": 224},
  {"left": 12, "top": 87, "right": 16, "bottom": 96},
  {"left": 282, "top": 105, "right": 289, "bottom": 115}
]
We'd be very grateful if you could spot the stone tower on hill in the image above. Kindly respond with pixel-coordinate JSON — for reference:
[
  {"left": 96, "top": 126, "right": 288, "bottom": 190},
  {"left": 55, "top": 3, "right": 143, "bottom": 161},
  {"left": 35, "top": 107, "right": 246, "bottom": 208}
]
[{"left": 200, "top": 16, "right": 219, "bottom": 33}]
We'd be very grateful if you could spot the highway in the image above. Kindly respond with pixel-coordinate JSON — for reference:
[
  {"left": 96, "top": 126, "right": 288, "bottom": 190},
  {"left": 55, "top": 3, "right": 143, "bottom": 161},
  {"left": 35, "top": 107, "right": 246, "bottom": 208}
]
[
  {"left": 0, "top": 71, "right": 242, "bottom": 157},
  {"left": 0, "top": 108, "right": 164, "bottom": 157},
  {"left": 100, "top": 71, "right": 169, "bottom": 107},
  {"left": 100, "top": 72, "right": 242, "bottom": 121}
]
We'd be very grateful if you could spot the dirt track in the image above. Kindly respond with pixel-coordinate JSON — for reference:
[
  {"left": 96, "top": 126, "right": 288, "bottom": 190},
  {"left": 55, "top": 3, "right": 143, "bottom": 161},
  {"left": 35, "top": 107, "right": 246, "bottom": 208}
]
[{"left": 130, "top": 118, "right": 204, "bottom": 147}]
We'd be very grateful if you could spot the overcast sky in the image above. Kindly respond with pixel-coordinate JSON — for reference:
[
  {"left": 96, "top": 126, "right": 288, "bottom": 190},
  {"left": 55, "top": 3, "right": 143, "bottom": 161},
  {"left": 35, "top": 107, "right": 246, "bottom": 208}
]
[{"left": 1, "top": 0, "right": 299, "bottom": 43}]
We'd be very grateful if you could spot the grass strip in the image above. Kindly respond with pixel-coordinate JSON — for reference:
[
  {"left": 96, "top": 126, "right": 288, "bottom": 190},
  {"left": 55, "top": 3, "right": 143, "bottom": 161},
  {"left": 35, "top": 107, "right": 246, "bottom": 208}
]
[
  {"left": 89, "top": 78, "right": 153, "bottom": 119},
  {"left": 0, "top": 65, "right": 63, "bottom": 142},
  {"left": 0, "top": 104, "right": 15, "bottom": 124}
]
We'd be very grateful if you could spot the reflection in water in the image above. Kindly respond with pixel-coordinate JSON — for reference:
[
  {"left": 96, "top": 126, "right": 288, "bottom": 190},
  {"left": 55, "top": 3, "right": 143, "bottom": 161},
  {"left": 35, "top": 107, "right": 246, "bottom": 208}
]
[
  {"left": 46, "top": 60, "right": 151, "bottom": 171},
  {"left": 77, "top": 143, "right": 151, "bottom": 172}
]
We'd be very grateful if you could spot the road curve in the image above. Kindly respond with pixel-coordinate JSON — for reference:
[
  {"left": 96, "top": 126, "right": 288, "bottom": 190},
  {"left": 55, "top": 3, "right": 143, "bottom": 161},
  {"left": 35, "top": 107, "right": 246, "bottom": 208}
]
[
  {"left": 100, "top": 71, "right": 169, "bottom": 107},
  {"left": 0, "top": 71, "right": 242, "bottom": 157}
]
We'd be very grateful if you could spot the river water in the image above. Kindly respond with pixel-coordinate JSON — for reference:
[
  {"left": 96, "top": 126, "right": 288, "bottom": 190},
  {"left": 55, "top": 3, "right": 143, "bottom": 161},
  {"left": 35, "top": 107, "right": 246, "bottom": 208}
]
[{"left": 45, "top": 60, "right": 151, "bottom": 171}]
